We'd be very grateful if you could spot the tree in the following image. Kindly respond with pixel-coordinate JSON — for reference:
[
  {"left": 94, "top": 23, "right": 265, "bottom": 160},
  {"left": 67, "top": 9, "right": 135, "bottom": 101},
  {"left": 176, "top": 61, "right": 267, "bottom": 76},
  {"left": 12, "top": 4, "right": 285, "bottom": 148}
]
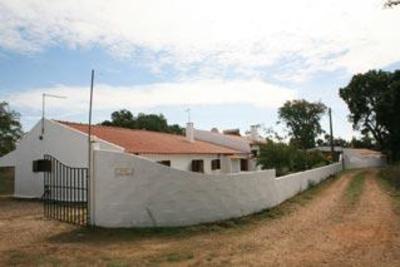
[
  {"left": 349, "top": 136, "right": 375, "bottom": 149},
  {"left": 101, "top": 109, "right": 135, "bottom": 128},
  {"left": 316, "top": 134, "right": 349, "bottom": 147},
  {"left": 0, "top": 102, "right": 23, "bottom": 157},
  {"left": 135, "top": 113, "right": 169, "bottom": 132},
  {"left": 101, "top": 110, "right": 184, "bottom": 135},
  {"left": 278, "top": 99, "right": 327, "bottom": 149},
  {"left": 339, "top": 70, "right": 400, "bottom": 160}
]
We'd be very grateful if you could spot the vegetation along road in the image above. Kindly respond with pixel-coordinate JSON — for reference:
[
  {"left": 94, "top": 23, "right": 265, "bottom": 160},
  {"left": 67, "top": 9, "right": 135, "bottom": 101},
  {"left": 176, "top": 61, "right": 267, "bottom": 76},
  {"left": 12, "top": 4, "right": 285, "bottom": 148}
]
[{"left": 1, "top": 169, "right": 400, "bottom": 266}]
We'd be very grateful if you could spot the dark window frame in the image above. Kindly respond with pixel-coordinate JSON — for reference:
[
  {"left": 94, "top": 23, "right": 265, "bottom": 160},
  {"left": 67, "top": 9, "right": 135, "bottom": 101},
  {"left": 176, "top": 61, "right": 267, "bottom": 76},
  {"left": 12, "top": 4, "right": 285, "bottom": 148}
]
[
  {"left": 240, "top": 159, "right": 249, "bottom": 171},
  {"left": 211, "top": 159, "right": 221, "bottom": 170},
  {"left": 191, "top": 159, "right": 204, "bottom": 173},
  {"left": 157, "top": 160, "right": 171, "bottom": 167}
]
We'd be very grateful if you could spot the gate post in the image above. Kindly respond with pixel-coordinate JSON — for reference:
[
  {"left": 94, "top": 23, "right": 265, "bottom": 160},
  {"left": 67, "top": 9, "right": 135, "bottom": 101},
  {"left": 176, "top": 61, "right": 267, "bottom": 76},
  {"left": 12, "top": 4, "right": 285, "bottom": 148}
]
[{"left": 88, "top": 143, "right": 99, "bottom": 226}]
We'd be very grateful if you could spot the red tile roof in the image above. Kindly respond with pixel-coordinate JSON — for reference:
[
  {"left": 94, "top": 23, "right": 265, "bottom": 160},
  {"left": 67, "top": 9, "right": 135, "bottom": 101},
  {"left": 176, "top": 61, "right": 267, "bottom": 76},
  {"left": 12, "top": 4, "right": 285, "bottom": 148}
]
[{"left": 57, "top": 121, "right": 240, "bottom": 155}]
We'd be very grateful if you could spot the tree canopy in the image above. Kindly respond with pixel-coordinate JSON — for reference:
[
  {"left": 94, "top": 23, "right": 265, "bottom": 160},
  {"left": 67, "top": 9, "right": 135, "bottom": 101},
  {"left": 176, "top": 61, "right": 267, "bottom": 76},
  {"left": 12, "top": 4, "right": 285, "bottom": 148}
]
[
  {"left": 0, "top": 102, "right": 23, "bottom": 157},
  {"left": 101, "top": 109, "right": 184, "bottom": 135},
  {"left": 339, "top": 69, "right": 400, "bottom": 160},
  {"left": 278, "top": 99, "right": 327, "bottom": 149}
]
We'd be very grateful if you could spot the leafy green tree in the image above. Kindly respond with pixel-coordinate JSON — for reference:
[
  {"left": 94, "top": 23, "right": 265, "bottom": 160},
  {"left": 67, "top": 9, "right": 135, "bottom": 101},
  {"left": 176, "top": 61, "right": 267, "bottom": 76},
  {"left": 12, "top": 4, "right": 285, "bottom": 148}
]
[
  {"left": 278, "top": 99, "right": 327, "bottom": 149},
  {"left": 135, "top": 113, "right": 169, "bottom": 132},
  {"left": 0, "top": 102, "right": 23, "bottom": 156},
  {"left": 339, "top": 70, "right": 400, "bottom": 160},
  {"left": 101, "top": 109, "right": 135, "bottom": 128},
  {"left": 257, "top": 141, "right": 328, "bottom": 176},
  {"left": 257, "top": 141, "right": 292, "bottom": 176},
  {"left": 101, "top": 110, "right": 184, "bottom": 135}
]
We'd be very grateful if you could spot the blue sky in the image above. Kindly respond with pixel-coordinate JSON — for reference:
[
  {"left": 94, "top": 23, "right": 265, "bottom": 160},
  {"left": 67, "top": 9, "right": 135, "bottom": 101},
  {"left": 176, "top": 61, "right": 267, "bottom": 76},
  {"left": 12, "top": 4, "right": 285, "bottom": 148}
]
[{"left": 0, "top": 0, "right": 399, "bottom": 140}]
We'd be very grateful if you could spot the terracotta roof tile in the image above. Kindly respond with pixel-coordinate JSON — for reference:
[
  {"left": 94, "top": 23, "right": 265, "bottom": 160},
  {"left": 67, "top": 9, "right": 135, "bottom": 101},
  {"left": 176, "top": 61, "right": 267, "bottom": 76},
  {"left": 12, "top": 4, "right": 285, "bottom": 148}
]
[{"left": 57, "top": 121, "right": 240, "bottom": 155}]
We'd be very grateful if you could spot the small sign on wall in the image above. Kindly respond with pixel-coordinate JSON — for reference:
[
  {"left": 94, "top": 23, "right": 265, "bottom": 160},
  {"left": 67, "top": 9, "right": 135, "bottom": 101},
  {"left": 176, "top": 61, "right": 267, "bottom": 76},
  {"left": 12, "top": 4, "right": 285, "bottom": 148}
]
[{"left": 114, "top": 167, "right": 135, "bottom": 177}]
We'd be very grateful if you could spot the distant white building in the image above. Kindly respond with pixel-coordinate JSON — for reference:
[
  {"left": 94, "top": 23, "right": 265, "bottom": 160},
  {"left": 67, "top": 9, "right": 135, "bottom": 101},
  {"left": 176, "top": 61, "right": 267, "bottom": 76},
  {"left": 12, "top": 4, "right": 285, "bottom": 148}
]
[
  {"left": 311, "top": 146, "right": 387, "bottom": 169},
  {"left": 0, "top": 119, "right": 259, "bottom": 198},
  {"left": 194, "top": 125, "right": 266, "bottom": 172}
]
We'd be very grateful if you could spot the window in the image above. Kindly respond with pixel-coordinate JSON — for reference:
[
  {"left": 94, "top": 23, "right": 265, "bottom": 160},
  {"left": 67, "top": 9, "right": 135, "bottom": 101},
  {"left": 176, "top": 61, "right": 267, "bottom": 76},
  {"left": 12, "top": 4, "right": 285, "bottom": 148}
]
[
  {"left": 251, "top": 149, "right": 258, "bottom": 157},
  {"left": 191, "top": 160, "right": 204, "bottom": 173},
  {"left": 240, "top": 159, "right": 248, "bottom": 171},
  {"left": 157, "top": 160, "right": 171, "bottom": 167},
  {"left": 211, "top": 159, "right": 221, "bottom": 170}
]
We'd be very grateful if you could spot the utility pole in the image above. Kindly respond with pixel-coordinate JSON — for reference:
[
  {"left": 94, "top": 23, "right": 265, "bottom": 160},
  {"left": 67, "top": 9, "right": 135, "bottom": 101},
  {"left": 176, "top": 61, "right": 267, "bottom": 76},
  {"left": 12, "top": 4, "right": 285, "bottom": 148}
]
[
  {"left": 329, "top": 108, "right": 334, "bottom": 161},
  {"left": 88, "top": 69, "right": 95, "bottom": 167},
  {"left": 88, "top": 69, "right": 94, "bottom": 225}
]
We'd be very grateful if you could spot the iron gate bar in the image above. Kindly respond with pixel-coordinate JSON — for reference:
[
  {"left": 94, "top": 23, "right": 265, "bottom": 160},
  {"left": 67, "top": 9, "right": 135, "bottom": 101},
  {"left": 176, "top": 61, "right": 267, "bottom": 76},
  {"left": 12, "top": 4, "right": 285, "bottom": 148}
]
[{"left": 43, "top": 154, "right": 89, "bottom": 226}]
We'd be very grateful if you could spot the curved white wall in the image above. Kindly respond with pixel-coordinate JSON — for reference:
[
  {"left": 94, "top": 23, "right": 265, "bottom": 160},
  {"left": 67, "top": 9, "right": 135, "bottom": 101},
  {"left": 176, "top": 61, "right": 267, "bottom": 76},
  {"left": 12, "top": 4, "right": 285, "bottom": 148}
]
[{"left": 93, "top": 150, "right": 342, "bottom": 227}]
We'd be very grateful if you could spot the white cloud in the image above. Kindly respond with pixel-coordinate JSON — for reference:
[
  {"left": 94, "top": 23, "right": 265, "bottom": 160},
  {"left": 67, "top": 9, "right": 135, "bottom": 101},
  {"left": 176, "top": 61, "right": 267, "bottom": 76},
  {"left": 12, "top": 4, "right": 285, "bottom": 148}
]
[
  {"left": 0, "top": 0, "right": 399, "bottom": 81},
  {"left": 5, "top": 79, "right": 297, "bottom": 114}
]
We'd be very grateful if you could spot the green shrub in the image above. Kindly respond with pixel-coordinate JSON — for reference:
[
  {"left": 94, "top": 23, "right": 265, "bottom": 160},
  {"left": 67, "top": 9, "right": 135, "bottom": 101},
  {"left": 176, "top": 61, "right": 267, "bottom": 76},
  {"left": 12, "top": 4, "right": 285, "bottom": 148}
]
[{"left": 257, "top": 141, "right": 329, "bottom": 176}]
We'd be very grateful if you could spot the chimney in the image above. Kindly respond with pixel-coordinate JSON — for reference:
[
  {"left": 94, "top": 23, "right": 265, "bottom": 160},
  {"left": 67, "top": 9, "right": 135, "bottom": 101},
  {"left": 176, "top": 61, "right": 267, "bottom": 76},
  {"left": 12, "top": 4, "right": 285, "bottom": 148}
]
[
  {"left": 186, "top": 122, "right": 194, "bottom": 143},
  {"left": 250, "top": 125, "right": 258, "bottom": 140}
]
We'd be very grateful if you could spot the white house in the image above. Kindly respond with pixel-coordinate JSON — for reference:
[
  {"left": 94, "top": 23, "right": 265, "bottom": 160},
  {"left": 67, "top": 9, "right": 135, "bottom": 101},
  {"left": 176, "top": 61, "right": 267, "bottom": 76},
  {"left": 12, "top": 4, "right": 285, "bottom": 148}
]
[
  {"left": 193, "top": 125, "right": 266, "bottom": 172},
  {"left": 0, "top": 119, "right": 258, "bottom": 198}
]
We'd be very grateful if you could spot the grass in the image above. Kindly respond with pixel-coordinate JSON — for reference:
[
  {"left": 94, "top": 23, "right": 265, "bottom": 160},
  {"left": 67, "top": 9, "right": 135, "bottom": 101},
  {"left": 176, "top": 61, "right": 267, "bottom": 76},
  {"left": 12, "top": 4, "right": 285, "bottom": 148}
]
[
  {"left": 154, "top": 251, "right": 194, "bottom": 263},
  {"left": 7, "top": 250, "right": 62, "bottom": 267},
  {"left": 380, "top": 163, "right": 400, "bottom": 190},
  {"left": 345, "top": 171, "right": 366, "bottom": 206},
  {"left": 378, "top": 164, "right": 400, "bottom": 214},
  {"left": 0, "top": 167, "right": 14, "bottom": 195}
]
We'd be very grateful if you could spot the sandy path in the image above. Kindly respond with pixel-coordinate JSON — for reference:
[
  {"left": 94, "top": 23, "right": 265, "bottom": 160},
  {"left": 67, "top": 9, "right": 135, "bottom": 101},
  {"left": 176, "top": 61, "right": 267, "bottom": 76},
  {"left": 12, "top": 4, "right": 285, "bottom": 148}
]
[
  {"left": 183, "top": 170, "right": 400, "bottom": 267},
  {"left": 0, "top": 170, "right": 400, "bottom": 266}
]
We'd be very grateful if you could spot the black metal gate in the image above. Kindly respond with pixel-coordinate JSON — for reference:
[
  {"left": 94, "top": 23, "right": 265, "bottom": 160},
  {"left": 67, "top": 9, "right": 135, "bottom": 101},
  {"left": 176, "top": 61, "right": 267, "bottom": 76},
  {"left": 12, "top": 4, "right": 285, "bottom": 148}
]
[{"left": 43, "top": 155, "right": 89, "bottom": 226}]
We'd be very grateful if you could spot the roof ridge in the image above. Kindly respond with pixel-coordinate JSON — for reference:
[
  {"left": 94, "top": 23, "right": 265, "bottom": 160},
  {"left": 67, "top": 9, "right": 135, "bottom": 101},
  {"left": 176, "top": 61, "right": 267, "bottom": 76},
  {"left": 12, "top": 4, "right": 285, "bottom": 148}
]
[{"left": 56, "top": 120, "right": 185, "bottom": 137}]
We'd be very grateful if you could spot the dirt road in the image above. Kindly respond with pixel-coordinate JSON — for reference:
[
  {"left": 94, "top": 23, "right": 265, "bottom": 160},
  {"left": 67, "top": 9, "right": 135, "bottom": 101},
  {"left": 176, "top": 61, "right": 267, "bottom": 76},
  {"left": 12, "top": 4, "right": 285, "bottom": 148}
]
[{"left": 1, "top": 169, "right": 399, "bottom": 266}]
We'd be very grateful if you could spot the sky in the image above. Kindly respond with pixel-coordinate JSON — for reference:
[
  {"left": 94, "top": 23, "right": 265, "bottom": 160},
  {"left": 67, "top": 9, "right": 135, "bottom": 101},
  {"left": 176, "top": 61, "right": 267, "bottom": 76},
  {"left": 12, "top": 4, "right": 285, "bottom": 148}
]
[{"left": 0, "top": 0, "right": 399, "bottom": 139}]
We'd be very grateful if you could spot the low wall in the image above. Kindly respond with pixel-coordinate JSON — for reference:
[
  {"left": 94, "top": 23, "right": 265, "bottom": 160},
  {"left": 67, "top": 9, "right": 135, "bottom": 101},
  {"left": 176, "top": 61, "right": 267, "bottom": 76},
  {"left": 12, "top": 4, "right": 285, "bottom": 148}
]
[
  {"left": 343, "top": 149, "right": 387, "bottom": 169},
  {"left": 93, "top": 150, "right": 342, "bottom": 227}
]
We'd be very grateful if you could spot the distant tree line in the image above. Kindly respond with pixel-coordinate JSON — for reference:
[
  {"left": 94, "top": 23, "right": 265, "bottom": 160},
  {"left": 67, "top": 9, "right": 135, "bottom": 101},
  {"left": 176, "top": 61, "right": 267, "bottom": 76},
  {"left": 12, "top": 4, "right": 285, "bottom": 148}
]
[{"left": 101, "top": 109, "right": 184, "bottom": 135}]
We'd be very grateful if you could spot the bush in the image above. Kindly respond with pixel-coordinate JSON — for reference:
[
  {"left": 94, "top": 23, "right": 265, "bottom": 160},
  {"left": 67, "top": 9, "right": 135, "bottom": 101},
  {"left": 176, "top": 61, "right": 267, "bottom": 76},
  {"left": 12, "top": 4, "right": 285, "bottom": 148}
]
[
  {"left": 257, "top": 142, "right": 329, "bottom": 176},
  {"left": 306, "top": 150, "right": 329, "bottom": 169}
]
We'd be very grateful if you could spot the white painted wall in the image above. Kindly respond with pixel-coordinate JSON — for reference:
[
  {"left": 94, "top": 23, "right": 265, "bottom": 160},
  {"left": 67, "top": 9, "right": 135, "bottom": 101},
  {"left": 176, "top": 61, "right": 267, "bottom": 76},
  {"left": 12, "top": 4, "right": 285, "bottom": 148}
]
[
  {"left": 343, "top": 149, "right": 387, "bottom": 169},
  {"left": 93, "top": 149, "right": 342, "bottom": 228},
  {"left": 0, "top": 119, "right": 123, "bottom": 198},
  {"left": 194, "top": 129, "right": 251, "bottom": 153},
  {"left": 142, "top": 154, "right": 230, "bottom": 174}
]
